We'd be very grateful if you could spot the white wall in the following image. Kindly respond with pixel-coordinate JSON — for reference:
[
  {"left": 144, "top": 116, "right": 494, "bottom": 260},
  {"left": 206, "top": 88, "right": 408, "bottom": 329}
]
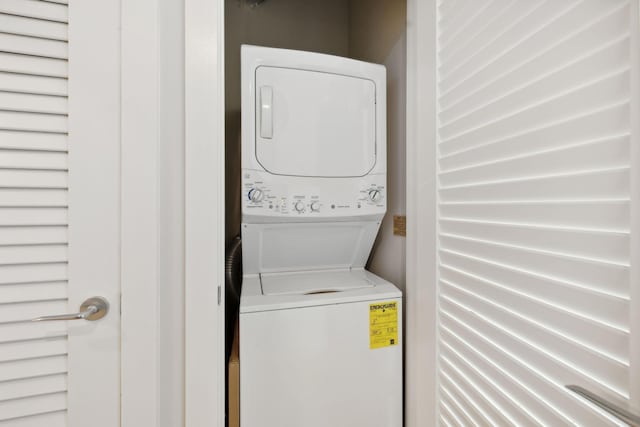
[{"left": 348, "top": 0, "right": 407, "bottom": 290}]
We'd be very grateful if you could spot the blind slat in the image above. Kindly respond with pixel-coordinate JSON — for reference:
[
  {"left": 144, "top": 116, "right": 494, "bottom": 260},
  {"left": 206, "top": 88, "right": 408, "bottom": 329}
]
[
  {"left": 0, "top": 280, "right": 67, "bottom": 303},
  {"left": 0, "top": 72, "right": 66, "bottom": 96},
  {"left": 0, "top": 391, "right": 66, "bottom": 421},
  {"left": 440, "top": 250, "right": 629, "bottom": 329},
  {"left": 440, "top": 235, "right": 629, "bottom": 297},
  {"left": 0, "top": 13, "right": 67, "bottom": 41},
  {"left": 0, "top": 52, "right": 67, "bottom": 78},
  {"left": 0, "top": 207, "right": 67, "bottom": 226},
  {"left": 0, "top": 373, "right": 66, "bottom": 402},
  {"left": 0, "top": 32, "right": 67, "bottom": 60},
  {"left": 0, "top": 0, "right": 67, "bottom": 23},
  {"left": 0, "top": 91, "right": 67, "bottom": 115},
  {"left": 0, "top": 336, "right": 66, "bottom": 363}
]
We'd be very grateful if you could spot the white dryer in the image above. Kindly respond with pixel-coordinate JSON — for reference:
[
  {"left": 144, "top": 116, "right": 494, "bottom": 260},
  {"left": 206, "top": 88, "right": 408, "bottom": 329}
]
[{"left": 240, "top": 45, "right": 402, "bottom": 427}]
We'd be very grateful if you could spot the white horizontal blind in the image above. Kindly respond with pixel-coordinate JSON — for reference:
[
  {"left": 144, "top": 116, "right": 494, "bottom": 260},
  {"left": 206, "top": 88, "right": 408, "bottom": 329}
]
[
  {"left": 436, "top": 1, "right": 634, "bottom": 426},
  {"left": 0, "top": 0, "right": 69, "bottom": 425}
]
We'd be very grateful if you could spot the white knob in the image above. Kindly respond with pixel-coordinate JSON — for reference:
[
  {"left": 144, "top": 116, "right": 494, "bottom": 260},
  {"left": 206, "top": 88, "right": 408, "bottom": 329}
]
[
  {"left": 369, "top": 189, "right": 382, "bottom": 203},
  {"left": 310, "top": 201, "right": 320, "bottom": 212},
  {"left": 294, "top": 201, "right": 305, "bottom": 212},
  {"left": 248, "top": 188, "right": 264, "bottom": 203}
]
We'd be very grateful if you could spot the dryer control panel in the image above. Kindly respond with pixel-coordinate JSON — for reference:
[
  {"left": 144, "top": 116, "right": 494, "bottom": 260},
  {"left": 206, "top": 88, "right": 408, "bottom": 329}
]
[{"left": 242, "top": 170, "right": 386, "bottom": 219}]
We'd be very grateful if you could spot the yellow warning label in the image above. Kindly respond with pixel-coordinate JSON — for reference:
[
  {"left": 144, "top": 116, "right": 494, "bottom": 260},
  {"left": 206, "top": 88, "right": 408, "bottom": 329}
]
[{"left": 369, "top": 301, "right": 398, "bottom": 349}]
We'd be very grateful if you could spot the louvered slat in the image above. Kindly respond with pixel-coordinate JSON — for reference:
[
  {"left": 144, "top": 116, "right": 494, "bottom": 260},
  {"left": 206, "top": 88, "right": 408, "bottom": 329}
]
[
  {"left": 439, "top": 218, "right": 629, "bottom": 263},
  {"left": 439, "top": 200, "right": 630, "bottom": 231},
  {"left": 0, "top": 91, "right": 68, "bottom": 114},
  {"left": 0, "top": 2, "right": 70, "bottom": 422},
  {"left": 0, "top": 280, "right": 67, "bottom": 303},
  {"left": 439, "top": 250, "right": 629, "bottom": 330},
  {"left": 0, "top": 226, "right": 66, "bottom": 245},
  {"left": 0, "top": 131, "right": 67, "bottom": 152},
  {"left": 1, "top": 410, "right": 66, "bottom": 427},
  {"left": 437, "top": 1, "right": 633, "bottom": 425},
  {"left": 440, "top": 235, "right": 629, "bottom": 297},
  {"left": 0, "top": 33, "right": 67, "bottom": 60},
  {"left": 0, "top": 111, "right": 67, "bottom": 133},
  {"left": 0, "top": 0, "right": 67, "bottom": 23},
  {"left": 0, "top": 73, "right": 67, "bottom": 96},
  {"left": 0, "top": 170, "right": 67, "bottom": 189},
  {"left": 0, "top": 150, "right": 67, "bottom": 170},
  {"left": 0, "top": 53, "right": 67, "bottom": 78},
  {"left": 440, "top": 70, "right": 630, "bottom": 155},
  {"left": 0, "top": 263, "right": 66, "bottom": 286},
  {"left": 0, "top": 13, "right": 67, "bottom": 40},
  {"left": 0, "top": 189, "right": 67, "bottom": 207},
  {"left": 0, "top": 208, "right": 66, "bottom": 226},
  {"left": 440, "top": 1, "right": 621, "bottom": 93},
  {"left": 0, "top": 337, "right": 67, "bottom": 363},
  {"left": 0, "top": 300, "right": 67, "bottom": 325},
  {"left": 0, "top": 392, "right": 66, "bottom": 422},
  {"left": 0, "top": 373, "right": 66, "bottom": 402},
  {"left": 439, "top": 103, "right": 630, "bottom": 171},
  {"left": 441, "top": 345, "right": 550, "bottom": 427},
  {"left": 0, "top": 322, "right": 66, "bottom": 344},
  {"left": 439, "top": 136, "right": 630, "bottom": 188},
  {"left": 0, "top": 354, "right": 66, "bottom": 383}
]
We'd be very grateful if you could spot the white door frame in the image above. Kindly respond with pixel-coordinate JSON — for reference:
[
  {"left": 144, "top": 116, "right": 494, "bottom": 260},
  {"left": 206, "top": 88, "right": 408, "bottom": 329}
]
[
  {"left": 184, "top": 0, "right": 226, "bottom": 427},
  {"left": 69, "top": 0, "right": 164, "bottom": 425},
  {"left": 405, "top": 0, "right": 438, "bottom": 426}
]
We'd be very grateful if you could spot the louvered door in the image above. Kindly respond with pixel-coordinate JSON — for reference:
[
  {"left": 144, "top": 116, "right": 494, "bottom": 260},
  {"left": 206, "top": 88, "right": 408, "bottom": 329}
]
[
  {"left": 436, "top": 1, "right": 639, "bottom": 426},
  {"left": 0, "top": 0, "right": 120, "bottom": 426}
]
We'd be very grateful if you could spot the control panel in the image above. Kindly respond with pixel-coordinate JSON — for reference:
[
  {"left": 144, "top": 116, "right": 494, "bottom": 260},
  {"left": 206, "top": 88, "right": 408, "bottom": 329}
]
[{"left": 242, "top": 170, "right": 386, "bottom": 219}]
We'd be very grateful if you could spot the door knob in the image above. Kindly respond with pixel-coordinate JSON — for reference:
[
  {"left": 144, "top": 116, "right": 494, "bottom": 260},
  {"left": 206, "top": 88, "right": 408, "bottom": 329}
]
[{"left": 32, "top": 296, "right": 109, "bottom": 322}]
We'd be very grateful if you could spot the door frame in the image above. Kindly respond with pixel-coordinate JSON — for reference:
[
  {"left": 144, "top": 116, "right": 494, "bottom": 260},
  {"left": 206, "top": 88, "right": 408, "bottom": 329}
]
[
  {"left": 405, "top": 0, "right": 438, "bottom": 426},
  {"left": 184, "top": 0, "right": 226, "bottom": 427}
]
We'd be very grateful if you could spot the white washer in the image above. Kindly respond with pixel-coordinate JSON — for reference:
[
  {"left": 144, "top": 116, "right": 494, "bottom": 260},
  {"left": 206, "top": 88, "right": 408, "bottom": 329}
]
[{"left": 240, "top": 45, "right": 402, "bottom": 427}]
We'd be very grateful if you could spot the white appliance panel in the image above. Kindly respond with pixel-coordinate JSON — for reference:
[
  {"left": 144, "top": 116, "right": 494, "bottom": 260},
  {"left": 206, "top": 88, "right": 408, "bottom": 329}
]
[
  {"left": 240, "top": 270, "right": 401, "bottom": 313},
  {"left": 242, "top": 221, "right": 380, "bottom": 274},
  {"left": 242, "top": 170, "right": 386, "bottom": 221},
  {"left": 260, "top": 269, "right": 375, "bottom": 296},
  {"left": 255, "top": 66, "right": 377, "bottom": 177},
  {"left": 240, "top": 297, "right": 403, "bottom": 427}
]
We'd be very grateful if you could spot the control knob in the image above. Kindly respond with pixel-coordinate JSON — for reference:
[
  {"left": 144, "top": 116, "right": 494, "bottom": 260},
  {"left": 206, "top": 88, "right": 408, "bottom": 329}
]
[
  {"left": 310, "top": 201, "right": 320, "bottom": 212},
  {"left": 248, "top": 188, "right": 264, "bottom": 203},
  {"left": 368, "top": 189, "right": 382, "bottom": 203},
  {"left": 294, "top": 201, "right": 305, "bottom": 212}
]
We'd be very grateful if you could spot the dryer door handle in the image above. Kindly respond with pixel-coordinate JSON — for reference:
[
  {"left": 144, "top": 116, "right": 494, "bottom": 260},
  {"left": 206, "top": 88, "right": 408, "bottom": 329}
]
[{"left": 260, "top": 86, "right": 273, "bottom": 139}]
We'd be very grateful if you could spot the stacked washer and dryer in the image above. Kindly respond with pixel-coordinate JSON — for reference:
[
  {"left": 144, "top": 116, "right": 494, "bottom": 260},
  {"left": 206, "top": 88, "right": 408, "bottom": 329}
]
[{"left": 239, "top": 45, "right": 402, "bottom": 427}]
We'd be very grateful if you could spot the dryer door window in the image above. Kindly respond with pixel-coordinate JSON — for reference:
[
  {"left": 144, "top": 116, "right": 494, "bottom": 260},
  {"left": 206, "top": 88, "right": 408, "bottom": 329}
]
[{"left": 255, "top": 66, "right": 377, "bottom": 177}]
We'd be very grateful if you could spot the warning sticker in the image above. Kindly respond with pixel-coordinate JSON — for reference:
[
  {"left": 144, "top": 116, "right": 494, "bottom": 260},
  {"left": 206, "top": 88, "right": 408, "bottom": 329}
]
[{"left": 369, "top": 301, "right": 398, "bottom": 349}]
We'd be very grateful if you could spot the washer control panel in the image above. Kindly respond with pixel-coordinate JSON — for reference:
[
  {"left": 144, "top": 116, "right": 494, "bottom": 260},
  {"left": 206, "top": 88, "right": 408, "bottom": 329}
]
[{"left": 242, "top": 170, "right": 385, "bottom": 218}]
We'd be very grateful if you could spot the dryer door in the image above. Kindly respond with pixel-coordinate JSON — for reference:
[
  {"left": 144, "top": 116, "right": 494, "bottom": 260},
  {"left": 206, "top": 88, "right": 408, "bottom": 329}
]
[{"left": 255, "top": 66, "right": 377, "bottom": 177}]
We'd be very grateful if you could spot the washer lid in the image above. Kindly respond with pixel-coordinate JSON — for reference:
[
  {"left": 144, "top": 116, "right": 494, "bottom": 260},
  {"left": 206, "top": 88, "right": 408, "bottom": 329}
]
[
  {"left": 255, "top": 66, "right": 377, "bottom": 177},
  {"left": 240, "top": 269, "right": 401, "bottom": 313},
  {"left": 261, "top": 269, "right": 375, "bottom": 296}
]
